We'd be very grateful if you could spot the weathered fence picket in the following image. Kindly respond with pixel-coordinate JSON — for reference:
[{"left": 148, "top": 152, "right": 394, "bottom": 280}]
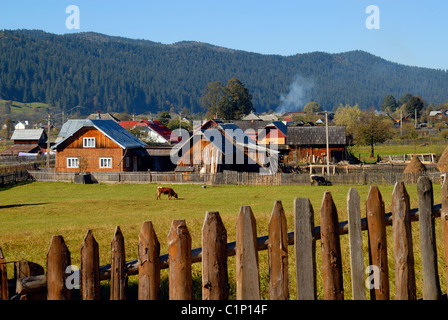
[
  {"left": 320, "top": 192, "right": 344, "bottom": 300},
  {"left": 417, "top": 176, "right": 442, "bottom": 300},
  {"left": 81, "top": 230, "right": 100, "bottom": 300},
  {"left": 294, "top": 197, "right": 316, "bottom": 300},
  {"left": 138, "top": 221, "right": 160, "bottom": 300},
  {"left": 347, "top": 188, "right": 365, "bottom": 300},
  {"left": 3, "top": 182, "right": 448, "bottom": 301},
  {"left": 268, "top": 201, "right": 289, "bottom": 300},
  {"left": 110, "top": 226, "right": 127, "bottom": 300},
  {"left": 391, "top": 182, "right": 416, "bottom": 300},
  {"left": 202, "top": 211, "right": 228, "bottom": 300},
  {"left": 442, "top": 179, "right": 448, "bottom": 297},
  {"left": 0, "top": 247, "right": 8, "bottom": 300},
  {"left": 46, "top": 235, "right": 71, "bottom": 300},
  {"left": 168, "top": 220, "right": 192, "bottom": 300},
  {"left": 366, "top": 186, "right": 389, "bottom": 300},
  {"left": 236, "top": 206, "right": 260, "bottom": 300}
]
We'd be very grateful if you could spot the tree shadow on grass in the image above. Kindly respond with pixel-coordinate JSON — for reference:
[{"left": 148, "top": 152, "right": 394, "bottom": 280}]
[{"left": 0, "top": 203, "right": 48, "bottom": 209}]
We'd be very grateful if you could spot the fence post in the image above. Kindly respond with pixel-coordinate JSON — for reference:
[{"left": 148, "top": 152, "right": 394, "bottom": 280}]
[
  {"left": 417, "top": 176, "right": 442, "bottom": 300},
  {"left": 46, "top": 235, "right": 72, "bottom": 300},
  {"left": 202, "top": 211, "right": 228, "bottom": 300},
  {"left": 138, "top": 221, "right": 160, "bottom": 300},
  {"left": 441, "top": 178, "right": 448, "bottom": 297},
  {"left": 110, "top": 226, "right": 127, "bottom": 300},
  {"left": 81, "top": 230, "right": 100, "bottom": 300},
  {"left": 366, "top": 186, "right": 389, "bottom": 300},
  {"left": 294, "top": 197, "right": 316, "bottom": 300},
  {"left": 268, "top": 201, "right": 289, "bottom": 300},
  {"left": 14, "top": 261, "right": 45, "bottom": 300},
  {"left": 347, "top": 188, "right": 365, "bottom": 300},
  {"left": 168, "top": 220, "right": 192, "bottom": 300},
  {"left": 320, "top": 192, "right": 344, "bottom": 300},
  {"left": 236, "top": 205, "right": 260, "bottom": 300},
  {"left": 0, "top": 246, "right": 8, "bottom": 300},
  {"left": 391, "top": 182, "right": 416, "bottom": 300}
]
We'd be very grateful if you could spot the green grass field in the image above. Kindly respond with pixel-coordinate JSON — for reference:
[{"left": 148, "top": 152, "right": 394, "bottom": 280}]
[{"left": 0, "top": 181, "right": 446, "bottom": 299}]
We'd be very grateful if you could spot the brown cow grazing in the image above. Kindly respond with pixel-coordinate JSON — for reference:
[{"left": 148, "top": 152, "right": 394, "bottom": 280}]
[{"left": 157, "top": 187, "right": 178, "bottom": 200}]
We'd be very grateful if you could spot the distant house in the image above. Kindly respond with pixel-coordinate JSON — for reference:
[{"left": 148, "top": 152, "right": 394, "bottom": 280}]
[
  {"left": 53, "top": 119, "right": 148, "bottom": 172},
  {"left": 285, "top": 126, "right": 347, "bottom": 163},
  {"left": 175, "top": 122, "right": 278, "bottom": 174},
  {"left": 258, "top": 121, "right": 288, "bottom": 145},
  {"left": 15, "top": 121, "right": 30, "bottom": 130},
  {"left": 0, "top": 128, "right": 47, "bottom": 156},
  {"left": 87, "top": 112, "right": 120, "bottom": 123},
  {"left": 119, "top": 120, "right": 180, "bottom": 144},
  {"left": 242, "top": 112, "right": 262, "bottom": 121},
  {"left": 429, "top": 110, "right": 448, "bottom": 122}
]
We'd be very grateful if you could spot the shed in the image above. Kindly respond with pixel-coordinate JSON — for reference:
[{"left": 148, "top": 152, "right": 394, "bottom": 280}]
[{"left": 285, "top": 126, "right": 347, "bottom": 163}]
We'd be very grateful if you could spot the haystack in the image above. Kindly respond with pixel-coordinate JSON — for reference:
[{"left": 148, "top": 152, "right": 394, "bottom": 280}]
[
  {"left": 437, "top": 146, "right": 448, "bottom": 172},
  {"left": 404, "top": 155, "right": 426, "bottom": 173}
]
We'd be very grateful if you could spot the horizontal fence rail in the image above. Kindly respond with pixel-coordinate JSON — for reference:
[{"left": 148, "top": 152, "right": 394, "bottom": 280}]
[
  {"left": 28, "top": 170, "right": 443, "bottom": 186},
  {"left": 1, "top": 176, "right": 448, "bottom": 300}
]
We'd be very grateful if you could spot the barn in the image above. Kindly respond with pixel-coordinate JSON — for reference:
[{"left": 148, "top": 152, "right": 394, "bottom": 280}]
[
  {"left": 174, "top": 123, "right": 278, "bottom": 174},
  {"left": 0, "top": 129, "right": 47, "bottom": 156},
  {"left": 53, "top": 119, "right": 148, "bottom": 172},
  {"left": 285, "top": 126, "right": 347, "bottom": 164}
]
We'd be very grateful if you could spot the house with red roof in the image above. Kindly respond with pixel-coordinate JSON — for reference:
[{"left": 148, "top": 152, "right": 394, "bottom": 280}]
[{"left": 119, "top": 120, "right": 180, "bottom": 144}]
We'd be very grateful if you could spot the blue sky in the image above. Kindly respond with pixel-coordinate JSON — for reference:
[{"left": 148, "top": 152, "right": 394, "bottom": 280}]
[{"left": 1, "top": 0, "right": 447, "bottom": 70}]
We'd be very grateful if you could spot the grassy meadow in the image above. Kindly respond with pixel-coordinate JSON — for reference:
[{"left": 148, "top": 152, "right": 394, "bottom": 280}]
[{"left": 0, "top": 181, "right": 446, "bottom": 300}]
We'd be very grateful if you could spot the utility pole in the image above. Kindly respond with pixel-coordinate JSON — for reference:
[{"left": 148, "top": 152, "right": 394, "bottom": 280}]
[
  {"left": 400, "top": 110, "right": 403, "bottom": 136},
  {"left": 415, "top": 109, "right": 417, "bottom": 129},
  {"left": 325, "top": 110, "right": 330, "bottom": 176},
  {"left": 46, "top": 114, "right": 51, "bottom": 168}
]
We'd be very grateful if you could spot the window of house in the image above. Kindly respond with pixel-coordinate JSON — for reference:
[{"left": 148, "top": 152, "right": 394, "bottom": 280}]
[
  {"left": 99, "top": 158, "right": 112, "bottom": 168},
  {"left": 67, "top": 158, "right": 79, "bottom": 168},
  {"left": 83, "top": 137, "right": 96, "bottom": 148},
  {"left": 125, "top": 157, "right": 130, "bottom": 168}
]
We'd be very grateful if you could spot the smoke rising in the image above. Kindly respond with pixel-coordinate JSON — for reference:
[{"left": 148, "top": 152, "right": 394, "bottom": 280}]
[{"left": 276, "top": 75, "right": 314, "bottom": 114}]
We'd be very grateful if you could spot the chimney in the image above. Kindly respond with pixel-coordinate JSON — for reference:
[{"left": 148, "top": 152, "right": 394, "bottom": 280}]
[{"left": 96, "top": 111, "right": 101, "bottom": 119}]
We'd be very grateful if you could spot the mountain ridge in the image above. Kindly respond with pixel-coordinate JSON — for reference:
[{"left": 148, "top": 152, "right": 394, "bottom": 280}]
[{"left": 1, "top": 29, "right": 447, "bottom": 115}]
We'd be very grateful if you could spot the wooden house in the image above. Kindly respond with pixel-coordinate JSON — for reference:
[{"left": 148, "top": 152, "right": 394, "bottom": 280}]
[
  {"left": 53, "top": 119, "right": 148, "bottom": 172},
  {"left": 0, "top": 129, "right": 47, "bottom": 156},
  {"left": 285, "top": 126, "right": 347, "bottom": 164},
  {"left": 175, "top": 123, "right": 278, "bottom": 174}
]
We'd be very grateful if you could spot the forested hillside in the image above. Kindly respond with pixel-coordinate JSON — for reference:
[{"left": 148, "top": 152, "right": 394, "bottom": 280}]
[{"left": 1, "top": 29, "right": 448, "bottom": 115}]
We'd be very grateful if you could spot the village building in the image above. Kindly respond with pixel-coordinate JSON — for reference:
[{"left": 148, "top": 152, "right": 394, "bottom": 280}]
[
  {"left": 87, "top": 111, "right": 120, "bottom": 123},
  {"left": 119, "top": 120, "right": 179, "bottom": 144},
  {"left": 0, "top": 128, "right": 47, "bottom": 156},
  {"left": 284, "top": 126, "right": 347, "bottom": 164},
  {"left": 52, "top": 119, "right": 148, "bottom": 172},
  {"left": 175, "top": 122, "right": 278, "bottom": 174},
  {"left": 14, "top": 121, "right": 30, "bottom": 130}
]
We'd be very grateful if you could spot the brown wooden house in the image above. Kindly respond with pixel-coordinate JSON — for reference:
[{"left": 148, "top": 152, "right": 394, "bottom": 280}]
[
  {"left": 285, "top": 126, "right": 347, "bottom": 164},
  {"left": 53, "top": 119, "right": 148, "bottom": 172},
  {"left": 175, "top": 123, "right": 278, "bottom": 174},
  {"left": 0, "top": 129, "right": 47, "bottom": 156}
]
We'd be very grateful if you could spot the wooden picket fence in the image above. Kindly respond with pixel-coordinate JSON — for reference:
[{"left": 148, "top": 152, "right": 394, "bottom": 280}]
[{"left": 2, "top": 176, "right": 448, "bottom": 300}]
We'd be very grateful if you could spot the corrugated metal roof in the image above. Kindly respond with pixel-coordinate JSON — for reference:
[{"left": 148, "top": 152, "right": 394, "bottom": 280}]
[
  {"left": 11, "top": 129, "right": 46, "bottom": 141},
  {"left": 53, "top": 119, "right": 147, "bottom": 149},
  {"left": 87, "top": 120, "right": 147, "bottom": 149},
  {"left": 55, "top": 119, "right": 86, "bottom": 143}
]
